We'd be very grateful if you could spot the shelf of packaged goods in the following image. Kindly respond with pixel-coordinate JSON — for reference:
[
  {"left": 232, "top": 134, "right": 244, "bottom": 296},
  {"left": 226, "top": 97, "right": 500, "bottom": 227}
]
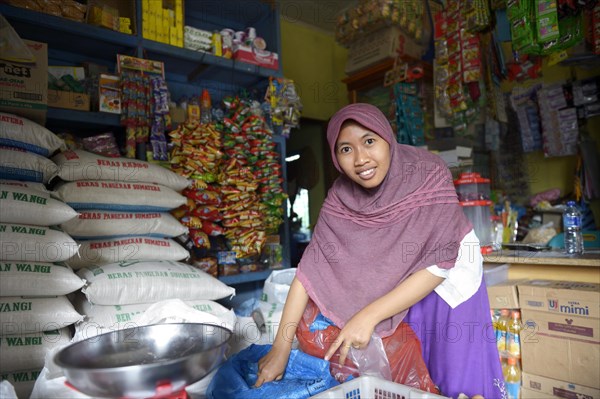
[
  {"left": 141, "top": 39, "right": 281, "bottom": 84},
  {"left": 0, "top": 4, "right": 137, "bottom": 64}
]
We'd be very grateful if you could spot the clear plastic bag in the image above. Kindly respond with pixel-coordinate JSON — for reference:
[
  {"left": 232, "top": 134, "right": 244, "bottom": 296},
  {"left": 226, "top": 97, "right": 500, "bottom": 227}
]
[
  {"left": 0, "top": 14, "right": 35, "bottom": 63},
  {"left": 348, "top": 334, "right": 392, "bottom": 381}
]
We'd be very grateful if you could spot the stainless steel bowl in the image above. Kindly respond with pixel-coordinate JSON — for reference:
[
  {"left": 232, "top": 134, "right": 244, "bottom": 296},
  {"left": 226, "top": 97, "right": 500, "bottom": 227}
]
[{"left": 54, "top": 323, "right": 231, "bottom": 398}]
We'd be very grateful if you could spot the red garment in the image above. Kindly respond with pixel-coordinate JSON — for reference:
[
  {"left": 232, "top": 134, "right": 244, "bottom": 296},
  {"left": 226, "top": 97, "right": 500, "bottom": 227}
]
[{"left": 296, "top": 300, "right": 439, "bottom": 393}]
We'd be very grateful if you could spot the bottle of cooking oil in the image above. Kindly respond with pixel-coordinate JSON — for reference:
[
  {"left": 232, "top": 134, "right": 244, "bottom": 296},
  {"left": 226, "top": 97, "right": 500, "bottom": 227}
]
[
  {"left": 496, "top": 308, "right": 509, "bottom": 354},
  {"left": 506, "top": 310, "right": 522, "bottom": 358},
  {"left": 504, "top": 356, "right": 521, "bottom": 399}
]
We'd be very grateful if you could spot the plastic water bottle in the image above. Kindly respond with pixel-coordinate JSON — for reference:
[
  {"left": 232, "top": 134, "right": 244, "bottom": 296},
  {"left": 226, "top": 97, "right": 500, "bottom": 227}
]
[{"left": 563, "top": 201, "right": 584, "bottom": 255}]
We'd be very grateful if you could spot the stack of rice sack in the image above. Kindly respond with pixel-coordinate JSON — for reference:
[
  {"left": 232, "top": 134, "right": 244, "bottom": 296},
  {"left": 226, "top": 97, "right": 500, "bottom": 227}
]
[
  {"left": 51, "top": 149, "right": 191, "bottom": 270},
  {"left": 0, "top": 113, "right": 85, "bottom": 398},
  {"left": 169, "top": 121, "right": 225, "bottom": 260}
]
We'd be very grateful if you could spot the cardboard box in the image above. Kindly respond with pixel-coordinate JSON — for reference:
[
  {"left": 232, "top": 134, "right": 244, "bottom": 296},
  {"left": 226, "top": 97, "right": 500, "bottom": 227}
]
[
  {"left": 233, "top": 45, "right": 279, "bottom": 70},
  {"left": 522, "top": 372, "right": 600, "bottom": 399},
  {"left": 0, "top": 40, "right": 48, "bottom": 125},
  {"left": 345, "top": 27, "right": 424, "bottom": 74},
  {"left": 520, "top": 308, "right": 600, "bottom": 388},
  {"left": 98, "top": 74, "right": 121, "bottom": 114},
  {"left": 518, "top": 280, "right": 600, "bottom": 319},
  {"left": 487, "top": 279, "right": 527, "bottom": 309},
  {"left": 48, "top": 90, "right": 90, "bottom": 111},
  {"left": 520, "top": 387, "right": 556, "bottom": 399}
]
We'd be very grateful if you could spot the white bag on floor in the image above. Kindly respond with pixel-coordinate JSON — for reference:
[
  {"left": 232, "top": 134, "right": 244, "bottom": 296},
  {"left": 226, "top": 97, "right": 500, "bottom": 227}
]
[
  {"left": 0, "top": 184, "right": 78, "bottom": 226},
  {"left": 78, "top": 260, "right": 235, "bottom": 305},
  {"left": 256, "top": 268, "right": 296, "bottom": 344},
  {"left": 0, "top": 369, "right": 38, "bottom": 399},
  {"left": 65, "top": 236, "right": 189, "bottom": 269},
  {"left": 52, "top": 149, "right": 190, "bottom": 191},
  {"left": 0, "top": 381, "right": 17, "bottom": 399},
  {"left": 29, "top": 347, "right": 91, "bottom": 399}
]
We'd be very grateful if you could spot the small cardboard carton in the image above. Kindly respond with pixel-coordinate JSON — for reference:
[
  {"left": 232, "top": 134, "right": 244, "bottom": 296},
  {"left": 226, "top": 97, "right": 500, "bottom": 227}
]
[
  {"left": 48, "top": 90, "right": 90, "bottom": 111},
  {"left": 233, "top": 44, "right": 279, "bottom": 71},
  {"left": 0, "top": 40, "right": 48, "bottom": 125},
  {"left": 518, "top": 280, "right": 600, "bottom": 319},
  {"left": 486, "top": 279, "right": 528, "bottom": 309},
  {"left": 522, "top": 372, "right": 600, "bottom": 399},
  {"left": 520, "top": 387, "right": 555, "bottom": 399},
  {"left": 345, "top": 27, "right": 424, "bottom": 74}
]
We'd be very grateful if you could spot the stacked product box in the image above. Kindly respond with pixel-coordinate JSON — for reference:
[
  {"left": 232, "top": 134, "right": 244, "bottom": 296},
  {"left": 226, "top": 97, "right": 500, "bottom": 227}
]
[
  {"left": 142, "top": 0, "right": 184, "bottom": 47},
  {"left": 518, "top": 280, "right": 600, "bottom": 396}
]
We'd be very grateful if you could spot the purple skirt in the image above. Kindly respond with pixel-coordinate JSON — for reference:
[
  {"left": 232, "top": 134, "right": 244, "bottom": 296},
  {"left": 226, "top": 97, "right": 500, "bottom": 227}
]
[{"left": 404, "top": 279, "right": 508, "bottom": 399}]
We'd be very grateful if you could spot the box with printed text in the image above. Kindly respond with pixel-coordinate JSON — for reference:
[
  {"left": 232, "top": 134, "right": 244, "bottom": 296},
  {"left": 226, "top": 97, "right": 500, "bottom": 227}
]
[
  {"left": 0, "top": 40, "right": 48, "bottom": 125},
  {"left": 518, "top": 280, "right": 599, "bottom": 319},
  {"left": 521, "top": 372, "right": 600, "bottom": 399},
  {"left": 518, "top": 279, "right": 600, "bottom": 389}
]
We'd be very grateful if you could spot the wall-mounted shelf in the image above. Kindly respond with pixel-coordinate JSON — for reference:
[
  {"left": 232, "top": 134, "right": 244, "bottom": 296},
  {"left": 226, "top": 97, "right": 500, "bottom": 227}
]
[{"left": 2, "top": 0, "right": 290, "bottom": 287}]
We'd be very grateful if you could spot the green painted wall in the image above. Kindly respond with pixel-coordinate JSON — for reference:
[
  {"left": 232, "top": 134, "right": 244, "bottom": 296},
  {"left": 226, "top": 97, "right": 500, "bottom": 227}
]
[
  {"left": 280, "top": 19, "right": 349, "bottom": 228},
  {"left": 280, "top": 19, "right": 348, "bottom": 121}
]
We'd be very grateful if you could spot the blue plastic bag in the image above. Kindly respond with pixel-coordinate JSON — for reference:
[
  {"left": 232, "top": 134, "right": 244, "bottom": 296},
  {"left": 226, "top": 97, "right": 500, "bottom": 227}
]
[{"left": 207, "top": 344, "right": 339, "bottom": 399}]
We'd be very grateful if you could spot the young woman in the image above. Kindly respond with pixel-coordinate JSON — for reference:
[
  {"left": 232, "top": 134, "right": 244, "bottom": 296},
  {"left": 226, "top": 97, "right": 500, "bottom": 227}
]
[{"left": 255, "top": 103, "right": 506, "bottom": 398}]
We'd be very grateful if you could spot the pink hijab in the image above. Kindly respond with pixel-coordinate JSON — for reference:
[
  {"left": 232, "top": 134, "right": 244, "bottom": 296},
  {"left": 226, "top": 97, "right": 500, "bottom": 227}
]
[{"left": 296, "top": 103, "right": 472, "bottom": 337}]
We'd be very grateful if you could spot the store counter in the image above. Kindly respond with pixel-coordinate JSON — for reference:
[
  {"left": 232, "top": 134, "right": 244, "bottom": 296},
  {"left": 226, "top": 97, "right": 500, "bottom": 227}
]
[{"left": 483, "top": 249, "right": 600, "bottom": 283}]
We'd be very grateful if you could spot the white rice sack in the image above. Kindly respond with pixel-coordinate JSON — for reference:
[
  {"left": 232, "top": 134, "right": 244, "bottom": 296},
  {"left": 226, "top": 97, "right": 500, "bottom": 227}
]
[
  {"left": 65, "top": 236, "right": 189, "bottom": 270},
  {"left": 78, "top": 260, "right": 236, "bottom": 305},
  {"left": 0, "top": 223, "right": 79, "bottom": 262},
  {"left": 60, "top": 210, "right": 187, "bottom": 239},
  {"left": 52, "top": 149, "right": 190, "bottom": 191},
  {"left": 51, "top": 180, "right": 187, "bottom": 212},
  {"left": 0, "top": 179, "right": 48, "bottom": 193},
  {"left": 0, "top": 369, "right": 38, "bottom": 399},
  {"left": 261, "top": 268, "right": 296, "bottom": 304},
  {"left": 75, "top": 297, "right": 233, "bottom": 331},
  {"left": 0, "top": 146, "right": 58, "bottom": 184},
  {"left": 0, "top": 184, "right": 78, "bottom": 226},
  {"left": 0, "top": 112, "right": 65, "bottom": 156},
  {"left": 0, "top": 262, "right": 84, "bottom": 297},
  {"left": 0, "top": 328, "right": 71, "bottom": 373},
  {"left": 0, "top": 296, "right": 83, "bottom": 334}
]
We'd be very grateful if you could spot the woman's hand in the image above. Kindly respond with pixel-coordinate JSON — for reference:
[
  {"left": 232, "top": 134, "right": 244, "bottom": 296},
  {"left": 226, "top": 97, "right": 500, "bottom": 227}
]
[
  {"left": 324, "top": 310, "right": 376, "bottom": 366},
  {"left": 254, "top": 343, "right": 290, "bottom": 388}
]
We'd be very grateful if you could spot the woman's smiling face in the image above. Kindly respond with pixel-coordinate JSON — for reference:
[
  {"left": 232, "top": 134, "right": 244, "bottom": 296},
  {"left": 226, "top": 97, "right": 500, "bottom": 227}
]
[{"left": 335, "top": 121, "right": 391, "bottom": 189}]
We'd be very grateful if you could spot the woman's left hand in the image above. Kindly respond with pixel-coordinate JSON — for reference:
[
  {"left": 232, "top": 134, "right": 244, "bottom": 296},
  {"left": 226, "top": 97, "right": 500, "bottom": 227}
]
[{"left": 324, "top": 310, "right": 376, "bottom": 366}]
